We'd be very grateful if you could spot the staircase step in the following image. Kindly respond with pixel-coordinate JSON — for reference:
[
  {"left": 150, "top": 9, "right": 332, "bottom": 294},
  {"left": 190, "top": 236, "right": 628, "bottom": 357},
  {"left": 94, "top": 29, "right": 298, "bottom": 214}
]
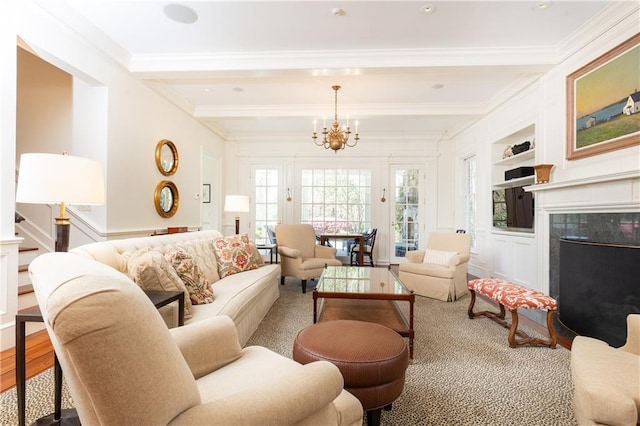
[
  {"left": 18, "top": 264, "right": 28, "bottom": 273},
  {"left": 18, "top": 247, "right": 38, "bottom": 253},
  {"left": 18, "top": 284, "right": 33, "bottom": 296},
  {"left": 18, "top": 291, "right": 38, "bottom": 311}
]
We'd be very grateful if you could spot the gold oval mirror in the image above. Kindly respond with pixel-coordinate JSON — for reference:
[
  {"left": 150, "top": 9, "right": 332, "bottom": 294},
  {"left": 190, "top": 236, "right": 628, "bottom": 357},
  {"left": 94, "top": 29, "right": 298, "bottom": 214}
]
[
  {"left": 154, "top": 181, "right": 179, "bottom": 218},
  {"left": 155, "top": 139, "right": 178, "bottom": 176}
]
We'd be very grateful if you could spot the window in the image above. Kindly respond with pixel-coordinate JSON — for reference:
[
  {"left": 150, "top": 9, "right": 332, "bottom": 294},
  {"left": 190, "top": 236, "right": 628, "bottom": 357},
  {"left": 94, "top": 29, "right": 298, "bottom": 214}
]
[
  {"left": 254, "top": 169, "right": 279, "bottom": 244},
  {"left": 393, "top": 168, "right": 421, "bottom": 256},
  {"left": 463, "top": 155, "right": 476, "bottom": 248},
  {"left": 300, "top": 169, "right": 371, "bottom": 252}
]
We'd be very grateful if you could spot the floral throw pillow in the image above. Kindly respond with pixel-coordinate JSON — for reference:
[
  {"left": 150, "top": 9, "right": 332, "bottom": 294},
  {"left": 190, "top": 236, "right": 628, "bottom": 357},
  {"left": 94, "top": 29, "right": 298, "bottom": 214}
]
[
  {"left": 211, "top": 234, "right": 259, "bottom": 278},
  {"left": 164, "top": 248, "right": 214, "bottom": 305}
]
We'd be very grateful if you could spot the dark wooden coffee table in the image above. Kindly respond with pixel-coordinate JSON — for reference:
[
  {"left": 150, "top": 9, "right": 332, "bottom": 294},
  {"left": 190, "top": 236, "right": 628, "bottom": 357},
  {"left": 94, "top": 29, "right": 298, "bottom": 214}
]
[{"left": 313, "top": 266, "right": 415, "bottom": 358}]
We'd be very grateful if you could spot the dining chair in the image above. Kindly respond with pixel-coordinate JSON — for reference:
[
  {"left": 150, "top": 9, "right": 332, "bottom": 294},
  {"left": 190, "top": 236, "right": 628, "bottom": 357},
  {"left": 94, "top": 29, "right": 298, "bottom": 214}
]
[{"left": 350, "top": 228, "right": 377, "bottom": 267}]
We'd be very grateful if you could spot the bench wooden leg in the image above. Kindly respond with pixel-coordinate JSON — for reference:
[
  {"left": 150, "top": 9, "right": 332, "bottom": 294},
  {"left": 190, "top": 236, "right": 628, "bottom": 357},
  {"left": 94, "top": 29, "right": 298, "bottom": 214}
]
[
  {"left": 507, "top": 309, "right": 557, "bottom": 349},
  {"left": 467, "top": 289, "right": 506, "bottom": 321}
]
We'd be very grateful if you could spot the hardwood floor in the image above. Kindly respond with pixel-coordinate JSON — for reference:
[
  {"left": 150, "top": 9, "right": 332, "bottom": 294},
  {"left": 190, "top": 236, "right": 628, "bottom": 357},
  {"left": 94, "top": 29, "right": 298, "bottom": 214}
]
[
  {"left": 0, "top": 329, "right": 53, "bottom": 394},
  {"left": 0, "top": 269, "right": 569, "bottom": 394}
]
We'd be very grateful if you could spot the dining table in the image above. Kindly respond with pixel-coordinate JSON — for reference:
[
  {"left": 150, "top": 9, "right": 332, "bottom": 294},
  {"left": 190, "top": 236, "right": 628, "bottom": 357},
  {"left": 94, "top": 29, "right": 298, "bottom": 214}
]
[{"left": 319, "top": 233, "right": 365, "bottom": 266}]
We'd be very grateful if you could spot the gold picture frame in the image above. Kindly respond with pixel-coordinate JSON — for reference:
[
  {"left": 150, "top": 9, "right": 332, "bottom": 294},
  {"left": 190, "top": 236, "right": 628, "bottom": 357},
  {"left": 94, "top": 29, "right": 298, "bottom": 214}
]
[
  {"left": 566, "top": 33, "right": 640, "bottom": 160},
  {"left": 154, "top": 180, "right": 179, "bottom": 218},
  {"left": 155, "top": 139, "right": 179, "bottom": 176}
]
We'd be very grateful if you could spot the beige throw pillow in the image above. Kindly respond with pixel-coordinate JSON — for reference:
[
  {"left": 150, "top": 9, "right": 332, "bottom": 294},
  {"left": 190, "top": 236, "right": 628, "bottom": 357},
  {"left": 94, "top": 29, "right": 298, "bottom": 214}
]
[
  {"left": 422, "top": 249, "right": 458, "bottom": 267},
  {"left": 127, "top": 248, "right": 193, "bottom": 318}
]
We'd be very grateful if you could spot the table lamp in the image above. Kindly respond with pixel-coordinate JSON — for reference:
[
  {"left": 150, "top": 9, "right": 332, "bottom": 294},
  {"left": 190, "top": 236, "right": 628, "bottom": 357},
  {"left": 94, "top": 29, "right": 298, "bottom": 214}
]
[
  {"left": 16, "top": 152, "right": 105, "bottom": 252},
  {"left": 15, "top": 152, "right": 105, "bottom": 425},
  {"left": 224, "top": 195, "right": 250, "bottom": 235}
]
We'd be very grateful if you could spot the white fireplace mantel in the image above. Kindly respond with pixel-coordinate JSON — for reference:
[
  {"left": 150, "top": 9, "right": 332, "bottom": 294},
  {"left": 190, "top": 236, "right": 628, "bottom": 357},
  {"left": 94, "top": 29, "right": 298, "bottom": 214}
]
[{"left": 524, "top": 170, "right": 640, "bottom": 193}]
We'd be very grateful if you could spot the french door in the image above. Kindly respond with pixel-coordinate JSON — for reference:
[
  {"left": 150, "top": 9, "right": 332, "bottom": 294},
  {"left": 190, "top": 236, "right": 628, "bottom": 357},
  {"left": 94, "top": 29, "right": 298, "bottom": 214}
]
[{"left": 390, "top": 166, "right": 425, "bottom": 264}]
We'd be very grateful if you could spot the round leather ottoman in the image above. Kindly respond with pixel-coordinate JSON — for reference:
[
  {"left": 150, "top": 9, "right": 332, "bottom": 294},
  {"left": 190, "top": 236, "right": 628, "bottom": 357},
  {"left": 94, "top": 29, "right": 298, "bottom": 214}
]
[{"left": 293, "top": 320, "right": 409, "bottom": 426}]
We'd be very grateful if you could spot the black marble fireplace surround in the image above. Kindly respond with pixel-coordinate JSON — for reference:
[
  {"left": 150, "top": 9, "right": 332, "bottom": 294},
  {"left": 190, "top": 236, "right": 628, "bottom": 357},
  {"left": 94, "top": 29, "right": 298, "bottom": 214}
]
[{"left": 550, "top": 213, "right": 640, "bottom": 347}]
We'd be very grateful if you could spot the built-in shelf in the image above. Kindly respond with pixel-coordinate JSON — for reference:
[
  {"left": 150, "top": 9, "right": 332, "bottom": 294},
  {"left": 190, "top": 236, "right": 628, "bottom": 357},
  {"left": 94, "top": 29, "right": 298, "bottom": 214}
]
[
  {"left": 493, "top": 149, "right": 535, "bottom": 166},
  {"left": 493, "top": 175, "right": 535, "bottom": 188}
]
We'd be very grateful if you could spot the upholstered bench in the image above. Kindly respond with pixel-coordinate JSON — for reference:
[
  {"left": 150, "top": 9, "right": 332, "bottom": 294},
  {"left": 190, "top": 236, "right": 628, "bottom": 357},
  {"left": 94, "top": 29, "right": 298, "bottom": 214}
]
[
  {"left": 293, "top": 320, "right": 409, "bottom": 426},
  {"left": 467, "top": 278, "right": 557, "bottom": 348}
]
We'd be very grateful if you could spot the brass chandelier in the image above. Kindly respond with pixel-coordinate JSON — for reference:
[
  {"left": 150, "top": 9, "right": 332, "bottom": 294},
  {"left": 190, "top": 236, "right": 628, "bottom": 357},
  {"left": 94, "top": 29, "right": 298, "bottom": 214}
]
[{"left": 312, "top": 85, "right": 359, "bottom": 153}]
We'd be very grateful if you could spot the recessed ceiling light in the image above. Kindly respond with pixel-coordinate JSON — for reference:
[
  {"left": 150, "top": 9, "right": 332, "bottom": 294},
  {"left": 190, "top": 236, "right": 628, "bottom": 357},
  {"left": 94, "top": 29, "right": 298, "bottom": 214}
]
[
  {"left": 204, "top": 88, "right": 212, "bottom": 92},
  {"left": 164, "top": 3, "right": 198, "bottom": 24},
  {"left": 422, "top": 4, "right": 436, "bottom": 15},
  {"left": 536, "top": 2, "right": 552, "bottom": 10},
  {"left": 432, "top": 83, "right": 444, "bottom": 90},
  {"left": 332, "top": 8, "right": 346, "bottom": 17}
]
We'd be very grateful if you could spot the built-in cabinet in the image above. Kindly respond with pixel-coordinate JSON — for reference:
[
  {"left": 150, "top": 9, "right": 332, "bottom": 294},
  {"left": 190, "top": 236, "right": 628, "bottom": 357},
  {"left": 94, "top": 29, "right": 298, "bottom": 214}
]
[{"left": 489, "top": 123, "right": 538, "bottom": 289}]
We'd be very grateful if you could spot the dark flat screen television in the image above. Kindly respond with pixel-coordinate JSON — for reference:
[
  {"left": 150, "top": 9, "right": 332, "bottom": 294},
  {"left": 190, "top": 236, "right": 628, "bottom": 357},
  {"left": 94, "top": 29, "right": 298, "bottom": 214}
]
[{"left": 492, "top": 186, "right": 534, "bottom": 230}]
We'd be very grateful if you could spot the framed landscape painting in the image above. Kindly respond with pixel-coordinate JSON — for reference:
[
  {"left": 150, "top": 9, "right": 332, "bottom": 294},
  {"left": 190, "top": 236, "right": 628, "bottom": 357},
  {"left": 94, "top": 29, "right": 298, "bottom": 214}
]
[{"left": 566, "top": 33, "right": 640, "bottom": 160}]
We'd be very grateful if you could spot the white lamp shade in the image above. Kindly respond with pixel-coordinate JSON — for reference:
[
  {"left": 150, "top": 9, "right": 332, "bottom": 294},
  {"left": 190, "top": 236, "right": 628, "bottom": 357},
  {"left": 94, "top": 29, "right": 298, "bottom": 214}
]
[
  {"left": 16, "top": 153, "right": 105, "bottom": 205},
  {"left": 224, "top": 195, "right": 250, "bottom": 212}
]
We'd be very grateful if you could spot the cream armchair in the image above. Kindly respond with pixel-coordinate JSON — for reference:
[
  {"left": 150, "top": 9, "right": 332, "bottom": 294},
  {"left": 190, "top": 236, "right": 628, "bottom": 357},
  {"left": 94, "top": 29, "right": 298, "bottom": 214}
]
[
  {"left": 398, "top": 232, "right": 471, "bottom": 301},
  {"left": 276, "top": 224, "right": 342, "bottom": 293},
  {"left": 29, "top": 252, "right": 363, "bottom": 426},
  {"left": 571, "top": 314, "right": 640, "bottom": 425}
]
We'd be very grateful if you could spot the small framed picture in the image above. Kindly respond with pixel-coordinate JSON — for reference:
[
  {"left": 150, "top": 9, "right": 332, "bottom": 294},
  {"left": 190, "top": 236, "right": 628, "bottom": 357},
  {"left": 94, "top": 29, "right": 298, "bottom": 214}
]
[{"left": 202, "top": 184, "right": 211, "bottom": 203}]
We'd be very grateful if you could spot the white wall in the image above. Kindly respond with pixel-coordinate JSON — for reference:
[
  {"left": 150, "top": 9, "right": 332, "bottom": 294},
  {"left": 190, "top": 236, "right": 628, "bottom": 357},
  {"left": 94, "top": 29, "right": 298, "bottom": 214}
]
[
  {"left": 453, "top": 2, "right": 640, "bottom": 294},
  {"left": 14, "top": 0, "right": 226, "bottom": 237},
  {"left": 0, "top": 0, "right": 21, "bottom": 351}
]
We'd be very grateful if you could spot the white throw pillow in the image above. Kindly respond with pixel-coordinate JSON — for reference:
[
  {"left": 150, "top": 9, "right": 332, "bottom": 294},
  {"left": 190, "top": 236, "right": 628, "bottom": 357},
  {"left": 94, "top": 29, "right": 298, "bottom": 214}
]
[{"left": 422, "top": 249, "right": 458, "bottom": 267}]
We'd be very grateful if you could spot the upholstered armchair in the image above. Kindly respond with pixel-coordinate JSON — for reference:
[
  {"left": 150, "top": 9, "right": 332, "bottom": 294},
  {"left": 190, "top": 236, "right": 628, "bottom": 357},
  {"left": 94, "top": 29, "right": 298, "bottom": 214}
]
[
  {"left": 29, "top": 252, "right": 363, "bottom": 426},
  {"left": 571, "top": 314, "right": 640, "bottom": 425},
  {"left": 398, "top": 231, "right": 471, "bottom": 301},
  {"left": 276, "top": 224, "right": 342, "bottom": 293}
]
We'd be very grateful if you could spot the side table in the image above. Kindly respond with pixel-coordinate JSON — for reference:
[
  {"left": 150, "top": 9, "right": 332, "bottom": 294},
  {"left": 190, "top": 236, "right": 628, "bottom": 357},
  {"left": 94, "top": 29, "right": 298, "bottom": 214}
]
[
  {"left": 256, "top": 243, "right": 278, "bottom": 264},
  {"left": 16, "top": 289, "right": 185, "bottom": 426}
]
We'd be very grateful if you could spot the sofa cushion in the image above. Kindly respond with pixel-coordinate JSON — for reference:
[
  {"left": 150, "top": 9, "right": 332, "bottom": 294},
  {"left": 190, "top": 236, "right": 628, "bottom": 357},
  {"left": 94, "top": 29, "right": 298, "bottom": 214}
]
[
  {"left": 175, "top": 239, "right": 221, "bottom": 285},
  {"left": 165, "top": 248, "right": 214, "bottom": 305},
  {"left": 422, "top": 249, "right": 458, "bottom": 267},
  {"left": 211, "top": 234, "right": 259, "bottom": 279},
  {"left": 127, "top": 248, "right": 193, "bottom": 318}
]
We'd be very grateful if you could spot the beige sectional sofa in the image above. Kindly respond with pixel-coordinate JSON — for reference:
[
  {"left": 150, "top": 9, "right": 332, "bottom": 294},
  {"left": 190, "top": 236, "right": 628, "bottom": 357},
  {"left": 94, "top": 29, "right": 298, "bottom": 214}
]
[{"left": 70, "top": 230, "right": 280, "bottom": 346}]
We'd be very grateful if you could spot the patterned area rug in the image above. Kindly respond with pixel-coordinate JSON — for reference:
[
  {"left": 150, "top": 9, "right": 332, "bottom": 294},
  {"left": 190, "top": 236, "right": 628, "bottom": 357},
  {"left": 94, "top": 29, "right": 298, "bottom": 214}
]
[
  {"left": 247, "top": 278, "right": 577, "bottom": 426},
  {"left": 1, "top": 278, "right": 576, "bottom": 425},
  {"left": 1, "top": 369, "right": 74, "bottom": 425}
]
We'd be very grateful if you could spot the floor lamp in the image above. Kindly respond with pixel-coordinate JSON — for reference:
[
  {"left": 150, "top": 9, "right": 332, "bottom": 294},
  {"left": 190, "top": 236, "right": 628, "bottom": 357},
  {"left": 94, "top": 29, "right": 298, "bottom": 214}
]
[
  {"left": 15, "top": 152, "right": 105, "bottom": 425},
  {"left": 224, "top": 195, "right": 250, "bottom": 235}
]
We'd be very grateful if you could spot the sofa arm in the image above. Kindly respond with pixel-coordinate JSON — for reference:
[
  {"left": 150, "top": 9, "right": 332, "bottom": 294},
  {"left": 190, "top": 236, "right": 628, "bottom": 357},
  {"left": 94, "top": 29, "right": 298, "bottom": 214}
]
[
  {"left": 315, "top": 244, "right": 338, "bottom": 259},
  {"left": 170, "top": 316, "right": 242, "bottom": 379},
  {"left": 278, "top": 245, "right": 301, "bottom": 259},
  {"left": 405, "top": 250, "right": 425, "bottom": 263},
  {"left": 170, "top": 360, "right": 350, "bottom": 425},
  {"left": 620, "top": 314, "right": 640, "bottom": 355}
]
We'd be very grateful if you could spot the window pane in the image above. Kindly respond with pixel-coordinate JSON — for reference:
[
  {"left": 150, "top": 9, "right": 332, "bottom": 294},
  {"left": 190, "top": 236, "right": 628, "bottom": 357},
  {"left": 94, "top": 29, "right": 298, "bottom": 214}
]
[
  {"left": 254, "top": 168, "right": 279, "bottom": 243},
  {"left": 301, "top": 168, "right": 372, "bottom": 254}
]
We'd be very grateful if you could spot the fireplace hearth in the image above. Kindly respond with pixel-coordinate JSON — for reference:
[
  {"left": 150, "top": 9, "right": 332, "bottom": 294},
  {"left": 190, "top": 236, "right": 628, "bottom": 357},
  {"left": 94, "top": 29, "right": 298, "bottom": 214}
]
[{"left": 550, "top": 213, "right": 640, "bottom": 347}]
